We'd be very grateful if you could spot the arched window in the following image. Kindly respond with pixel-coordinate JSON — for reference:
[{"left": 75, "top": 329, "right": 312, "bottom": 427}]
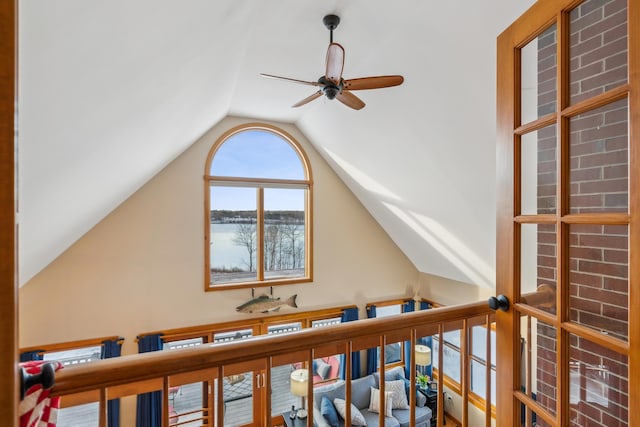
[{"left": 204, "top": 123, "right": 313, "bottom": 290}]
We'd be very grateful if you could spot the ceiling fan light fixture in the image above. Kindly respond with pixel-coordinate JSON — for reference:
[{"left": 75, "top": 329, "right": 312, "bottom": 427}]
[{"left": 324, "top": 86, "right": 339, "bottom": 100}]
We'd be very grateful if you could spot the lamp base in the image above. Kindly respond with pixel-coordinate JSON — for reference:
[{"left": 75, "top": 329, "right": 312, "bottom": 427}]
[{"left": 296, "top": 408, "right": 307, "bottom": 419}]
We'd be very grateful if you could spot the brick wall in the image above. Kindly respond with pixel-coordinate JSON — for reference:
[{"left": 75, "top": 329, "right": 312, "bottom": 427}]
[{"left": 531, "top": 0, "right": 629, "bottom": 426}]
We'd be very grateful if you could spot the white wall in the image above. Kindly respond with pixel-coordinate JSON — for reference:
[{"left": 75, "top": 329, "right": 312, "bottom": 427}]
[
  {"left": 418, "top": 272, "right": 494, "bottom": 306},
  {"left": 19, "top": 116, "right": 419, "bottom": 353}
]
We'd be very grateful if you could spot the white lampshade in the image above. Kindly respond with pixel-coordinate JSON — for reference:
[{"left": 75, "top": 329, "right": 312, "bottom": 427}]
[
  {"left": 290, "top": 369, "right": 308, "bottom": 397},
  {"left": 415, "top": 345, "right": 432, "bottom": 366}
]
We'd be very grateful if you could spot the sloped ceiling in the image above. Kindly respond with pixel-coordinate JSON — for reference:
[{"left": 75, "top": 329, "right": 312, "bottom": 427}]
[{"left": 17, "top": 0, "right": 535, "bottom": 286}]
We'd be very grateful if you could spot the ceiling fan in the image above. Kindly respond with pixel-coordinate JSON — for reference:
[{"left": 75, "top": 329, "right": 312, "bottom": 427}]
[{"left": 261, "top": 14, "right": 404, "bottom": 110}]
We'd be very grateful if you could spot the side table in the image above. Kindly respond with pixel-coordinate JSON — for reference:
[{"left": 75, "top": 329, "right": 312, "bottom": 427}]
[
  {"left": 282, "top": 410, "right": 308, "bottom": 427},
  {"left": 418, "top": 387, "right": 439, "bottom": 427}
]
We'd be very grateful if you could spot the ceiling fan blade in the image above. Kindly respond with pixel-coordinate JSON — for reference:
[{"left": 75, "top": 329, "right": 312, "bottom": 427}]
[
  {"left": 343, "top": 75, "right": 404, "bottom": 90},
  {"left": 292, "top": 90, "right": 323, "bottom": 108},
  {"left": 325, "top": 43, "right": 345, "bottom": 84},
  {"left": 260, "top": 73, "right": 321, "bottom": 87},
  {"left": 335, "top": 90, "right": 365, "bottom": 110}
]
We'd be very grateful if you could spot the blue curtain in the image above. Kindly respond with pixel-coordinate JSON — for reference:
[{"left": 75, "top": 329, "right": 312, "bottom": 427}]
[
  {"left": 136, "top": 334, "right": 163, "bottom": 427},
  {"left": 402, "top": 301, "right": 434, "bottom": 378},
  {"left": 102, "top": 338, "right": 123, "bottom": 427},
  {"left": 402, "top": 300, "right": 415, "bottom": 378},
  {"left": 339, "top": 307, "right": 361, "bottom": 379},
  {"left": 20, "top": 351, "right": 44, "bottom": 362},
  {"left": 365, "top": 305, "right": 377, "bottom": 375}
]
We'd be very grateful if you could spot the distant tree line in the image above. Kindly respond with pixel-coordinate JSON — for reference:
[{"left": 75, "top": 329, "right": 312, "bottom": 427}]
[
  {"left": 232, "top": 222, "right": 304, "bottom": 272},
  {"left": 211, "top": 210, "right": 304, "bottom": 224}
]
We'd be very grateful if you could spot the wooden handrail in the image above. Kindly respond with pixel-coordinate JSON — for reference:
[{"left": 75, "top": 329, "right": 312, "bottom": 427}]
[{"left": 52, "top": 300, "right": 491, "bottom": 397}]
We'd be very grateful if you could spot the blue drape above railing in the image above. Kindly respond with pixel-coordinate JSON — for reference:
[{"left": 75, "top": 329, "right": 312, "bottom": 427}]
[
  {"left": 20, "top": 350, "right": 44, "bottom": 362},
  {"left": 102, "top": 338, "right": 123, "bottom": 427},
  {"left": 365, "top": 305, "right": 377, "bottom": 375},
  {"left": 136, "top": 334, "right": 163, "bottom": 427},
  {"left": 339, "top": 307, "right": 361, "bottom": 379},
  {"left": 403, "top": 301, "right": 434, "bottom": 378}
]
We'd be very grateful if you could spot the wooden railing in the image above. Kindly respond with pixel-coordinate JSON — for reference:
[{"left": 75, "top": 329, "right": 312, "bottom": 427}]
[{"left": 51, "top": 300, "right": 495, "bottom": 427}]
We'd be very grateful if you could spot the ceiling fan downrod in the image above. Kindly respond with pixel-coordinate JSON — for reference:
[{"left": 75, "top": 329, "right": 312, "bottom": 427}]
[{"left": 323, "top": 14, "right": 340, "bottom": 43}]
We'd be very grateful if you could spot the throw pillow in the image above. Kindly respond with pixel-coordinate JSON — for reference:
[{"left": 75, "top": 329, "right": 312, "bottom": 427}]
[
  {"left": 316, "top": 359, "right": 332, "bottom": 380},
  {"left": 385, "top": 380, "right": 411, "bottom": 409},
  {"left": 333, "top": 398, "right": 367, "bottom": 426},
  {"left": 321, "top": 396, "right": 339, "bottom": 427},
  {"left": 402, "top": 377, "right": 427, "bottom": 407},
  {"left": 368, "top": 387, "right": 393, "bottom": 417}
]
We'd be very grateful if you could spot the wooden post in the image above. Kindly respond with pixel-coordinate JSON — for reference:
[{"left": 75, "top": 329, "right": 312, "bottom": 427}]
[{"left": 0, "top": 0, "right": 18, "bottom": 424}]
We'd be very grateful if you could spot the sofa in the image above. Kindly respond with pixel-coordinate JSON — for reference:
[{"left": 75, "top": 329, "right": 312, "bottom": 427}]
[{"left": 311, "top": 366, "right": 432, "bottom": 427}]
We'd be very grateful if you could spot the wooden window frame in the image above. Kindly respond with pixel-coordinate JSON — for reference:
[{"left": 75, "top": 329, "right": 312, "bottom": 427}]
[{"left": 204, "top": 123, "right": 314, "bottom": 291}]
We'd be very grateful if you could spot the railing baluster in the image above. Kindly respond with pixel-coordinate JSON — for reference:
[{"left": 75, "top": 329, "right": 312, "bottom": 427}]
[
  {"left": 99, "top": 388, "right": 107, "bottom": 427},
  {"left": 437, "top": 323, "right": 444, "bottom": 427},
  {"left": 485, "top": 314, "right": 492, "bottom": 427},
  {"left": 461, "top": 319, "right": 469, "bottom": 427},
  {"left": 216, "top": 366, "right": 223, "bottom": 427}
]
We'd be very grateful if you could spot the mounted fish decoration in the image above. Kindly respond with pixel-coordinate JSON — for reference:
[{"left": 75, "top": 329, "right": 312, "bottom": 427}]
[{"left": 236, "top": 294, "right": 298, "bottom": 314}]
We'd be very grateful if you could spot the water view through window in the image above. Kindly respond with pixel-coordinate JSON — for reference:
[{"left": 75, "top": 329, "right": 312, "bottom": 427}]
[{"left": 206, "top": 126, "right": 311, "bottom": 288}]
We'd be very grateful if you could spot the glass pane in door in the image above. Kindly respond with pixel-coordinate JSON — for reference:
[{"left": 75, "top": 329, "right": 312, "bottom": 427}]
[
  {"left": 520, "top": 223, "right": 557, "bottom": 314},
  {"left": 222, "top": 370, "right": 254, "bottom": 426},
  {"left": 569, "top": 334, "right": 628, "bottom": 427},
  {"left": 569, "top": 98, "right": 629, "bottom": 213},
  {"left": 569, "top": 224, "right": 629, "bottom": 341},
  {"left": 520, "top": 124, "right": 557, "bottom": 215},
  {"left": 520, "top": 23, "right": 558, "bottom": 124},
  {"left": 519, "top": 315, "right": 557, "bottom": 417},
  {"left": 271, "top": 360, "right": 305, "bottom": 420},
  {"left": 569, "top": 0, "right": 628, "bottom": 105}
]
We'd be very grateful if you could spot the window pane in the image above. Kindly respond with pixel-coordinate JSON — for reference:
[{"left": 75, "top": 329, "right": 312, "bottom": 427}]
[
  {"left": 264, "top": 188, "right": 305, "bottom": 280},
  {"left": 569, "top": 0, "right": 628, "bottom": 105},
  {"left": 268, "top": 322, "right": 302, "bottom": 335},
  {"left": 471, "top": 325, "right": 496, "bottom": 367},
  {"left": 520, "top": 223, "right": 558, "bottom": 314},
  {"left": 521, "top": 23, "right": 557, "bottom": 124},
  {"left": 271, "top": 362, "right": 302, "bottom": 417},
  {"left": 569, "top": 98, "right": 628, "bottom": 213},
  {"left": 569, "top": 334, "right": 628, "bottom": 427},
  {"left": 470, "top": 360, "right": 496, "bottom": 405},
  {"left": 569, "top": 224, "right": 628, "bottom": 341},
  {"left": 43, "top": 346, "right": 101, "bottom": 366},
  {"left": 520, "top": 315, "right": 557, "bottom": 417},
  {"left": 223, "top": 370, "right": 254, "bottom": 426},
  {"left": 312, "top": 317, "right": 341, "bottom": 328},
  {"left": 163, "top": 337, "right": 203, "bottom": 351},
  {"left": 213, "top": 329, "right": 253, "bottom": 343},
  {"left": 432, "top": 335, "right": 461, "bottom": 383},
  {"left": 375, "top": 305, "right": 403, "bottom": 365},
  {"left": 210, "top": 130, "right": 304, "bottom": 179},
  {"left": 210, "top": 186, "right": 257, "bottom": 284},
  {"left": 521, "top": 124, "right": 557, "bottom": 215}
]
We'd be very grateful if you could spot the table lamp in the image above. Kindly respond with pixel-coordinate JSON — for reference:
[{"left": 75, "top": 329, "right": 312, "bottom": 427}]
[
  {"left": 290, "top": 368, "right": 308, "bottom": 418},
  {"left": 415, "top": 344, "right": 432, "bottom": 385}
]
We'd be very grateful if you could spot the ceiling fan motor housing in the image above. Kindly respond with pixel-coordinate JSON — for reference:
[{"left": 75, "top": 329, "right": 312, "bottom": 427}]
[{"left": 318, "top": 76, "right": 342, "bottom": 100}]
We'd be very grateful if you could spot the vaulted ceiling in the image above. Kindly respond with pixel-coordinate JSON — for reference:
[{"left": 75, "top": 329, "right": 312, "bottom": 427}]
[{"left": 17, "top": 0, "right": 536, "bottom": 286}]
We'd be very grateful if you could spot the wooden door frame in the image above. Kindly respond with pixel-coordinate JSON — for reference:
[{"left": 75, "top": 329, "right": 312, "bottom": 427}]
[
  {"left": 0, "top": 0, "right": 17, "bottom": 424},
  {"left": 496, "top": 0, "right": 639, "bottom": 425}
]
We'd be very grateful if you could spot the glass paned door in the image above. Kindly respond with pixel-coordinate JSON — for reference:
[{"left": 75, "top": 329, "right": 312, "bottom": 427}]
[
  {"left": 222, "top": 359, "right": 267, "bottom": 427},
  {"left": 496, "top": 0, "right": 637, "bottom": 425}
]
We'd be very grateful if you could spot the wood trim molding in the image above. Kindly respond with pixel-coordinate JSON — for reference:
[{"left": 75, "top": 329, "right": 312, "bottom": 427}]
[
  {"left": 20, "top": 336, "right": 124, "bottom": 355},
  {"left": 0, "top": 0, "right": 17, "bottom": 424},
  {"left": 140, "top": 305, "right": 357, "bottom": 342}
]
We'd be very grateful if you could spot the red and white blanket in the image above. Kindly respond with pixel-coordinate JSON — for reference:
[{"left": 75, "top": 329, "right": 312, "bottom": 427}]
[{"left": 19, "top": 361, "right": 63, "bottom": 427}]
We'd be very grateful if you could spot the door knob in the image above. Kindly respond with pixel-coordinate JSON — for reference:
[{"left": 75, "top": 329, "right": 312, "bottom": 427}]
[{"left": 488, "top": 295, "right": 510, "bottom": 312}]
